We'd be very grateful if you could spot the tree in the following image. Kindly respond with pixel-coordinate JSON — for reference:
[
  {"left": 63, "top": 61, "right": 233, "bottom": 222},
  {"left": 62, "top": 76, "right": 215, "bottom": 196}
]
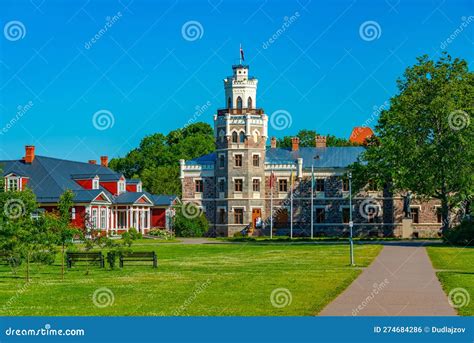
[
  {"left": 352, "top": 54, "right": 474, "bottom": 232},
  {"left": 56, "top": 190, "right": 80, "bottom": 280}
]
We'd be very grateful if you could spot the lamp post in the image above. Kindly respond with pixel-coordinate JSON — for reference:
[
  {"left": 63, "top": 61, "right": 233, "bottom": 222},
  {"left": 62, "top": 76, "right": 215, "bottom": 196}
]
[
  {"left": 348, "top": 171, "right": 355, "bottom": 266},
  {"left": 310, "top": 155, "right": 320, "bottom": 240}
]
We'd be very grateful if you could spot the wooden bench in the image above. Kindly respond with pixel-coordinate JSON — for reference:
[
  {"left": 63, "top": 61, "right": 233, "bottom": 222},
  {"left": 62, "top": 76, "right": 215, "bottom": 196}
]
[
  {"left": 119, "top": 251, "right": 157, "bottom": 268},
  {"left": 66, "top": 252, "right": 104, "bottom": 268},
  {"left": 0, "top": 252, "right": 20, "bottom": 267}
]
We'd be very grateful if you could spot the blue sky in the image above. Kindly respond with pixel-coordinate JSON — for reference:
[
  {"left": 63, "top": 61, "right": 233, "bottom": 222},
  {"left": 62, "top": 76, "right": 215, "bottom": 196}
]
[{"left": 0, "top": 0, "right": 473, "bottom": 161}]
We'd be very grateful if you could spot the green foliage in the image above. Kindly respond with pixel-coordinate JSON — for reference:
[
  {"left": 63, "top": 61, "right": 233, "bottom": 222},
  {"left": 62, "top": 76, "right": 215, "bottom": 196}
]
[
  {"left": 173, "top": 208, "right": 209, "bottom": 237},
  {"left": 277, "top": 129, "right": 356, "bottom": 148},
  {"left": 109, "top": 122, "right": 215, "bottom": 195},
  {"left": 443, "top": 219, "right": 474, "bottom": 246},
  {"left": 351, "top": 54, "right": 474, "bottom": 230},
  {"left": 148, "top": 228, "right": 175, "bottom": 240}
]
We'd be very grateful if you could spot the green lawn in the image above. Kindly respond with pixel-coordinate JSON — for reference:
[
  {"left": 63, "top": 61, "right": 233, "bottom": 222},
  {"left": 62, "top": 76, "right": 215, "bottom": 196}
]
[
  {"left": 427, "top": 246, "right": 474, "bottom": 316},
  {"left": 0, "top": 241, "right": 381, "bottom": 316}
]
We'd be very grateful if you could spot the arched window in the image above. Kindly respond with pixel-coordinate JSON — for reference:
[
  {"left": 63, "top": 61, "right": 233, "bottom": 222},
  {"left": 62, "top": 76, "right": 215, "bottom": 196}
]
[
  {"left": 253, "top": 130, "right": 259, "bottom": 143},
  {"left": 239, "top": 131, "right": 245, "bottom": 143},
  {"left": 236, "top": 96, "right": 242, "bottom": 109},
  {"left": 219, "top": 129, "right": 225, "bottom": 143},
  {"left": 227, "top": 97, "right": 232, "bottom": 109},
  {"left": 232, "top": 131, "right": 238, "bottom": 143},
  {"left": 247, "top": 97, "right": 252, "bottom": 109}
]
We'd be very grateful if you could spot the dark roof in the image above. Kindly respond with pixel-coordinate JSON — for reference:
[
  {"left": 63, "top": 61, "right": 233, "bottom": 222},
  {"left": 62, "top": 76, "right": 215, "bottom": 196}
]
[
  {"left": 151, "top": 194, "right": 178, "bottom": 206},
  {"left": 126, "top": 179, "right": 141, "bottom": 184},
  {"left": 0, "top": 156, "right": 167, "bottom": 205},
  {"left": 188, "top": 147, "right": 364, "bottom": 168}
]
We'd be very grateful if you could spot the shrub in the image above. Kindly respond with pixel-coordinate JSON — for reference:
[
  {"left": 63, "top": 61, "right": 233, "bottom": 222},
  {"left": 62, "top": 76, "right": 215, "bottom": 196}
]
[
  {"left": 443, "top": 219, "right": 474, "bottom": 246},
  {"left": 128, "top": 227, "right": 142, "bottom": 240},
  {"left": 172, "top": 209, "right": 208, "bottom": 237},
  {"left": 148, "top": 228, "right": 175, "bottom": 240}
]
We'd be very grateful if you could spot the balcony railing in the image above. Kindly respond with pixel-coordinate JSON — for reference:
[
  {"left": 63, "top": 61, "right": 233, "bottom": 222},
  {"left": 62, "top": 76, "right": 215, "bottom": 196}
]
[{"left": 217, "top": 108, "right": 265, "bottom": 116}]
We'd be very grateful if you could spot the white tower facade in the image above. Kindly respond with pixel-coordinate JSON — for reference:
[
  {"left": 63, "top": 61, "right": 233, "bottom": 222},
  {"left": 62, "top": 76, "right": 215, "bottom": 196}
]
[{"left": 224, "top": 65, "right": 258, "bottom": 110}]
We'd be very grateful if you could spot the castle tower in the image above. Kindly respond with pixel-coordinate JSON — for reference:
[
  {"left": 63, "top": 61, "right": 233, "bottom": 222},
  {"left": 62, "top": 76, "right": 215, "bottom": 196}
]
[{"left": 213, "top": 63, "right": 268, "bottom": 236}]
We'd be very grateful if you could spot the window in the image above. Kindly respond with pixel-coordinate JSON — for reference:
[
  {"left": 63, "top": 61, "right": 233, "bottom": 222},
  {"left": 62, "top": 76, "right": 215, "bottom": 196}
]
[
  {"left": 218, "top": 179, "right": 225, "bottom": 192},
  {"left": 100, "top": 208, "right": 107, "bottom": 229},
  {"left": 92, "top": 178, "right": 99, "bottom": 190},
  {"left": 118, "top": 211, "right": 126, "bottom": 229},
  {"left": 436, "top": 207, "right": 442, "bottom": 223},
  {"left": 253, "top": 179, "right": 260, "bottom": 192},
  {"left": 144, "top": 211, "right": 149, "bottom": 229},
  {"left": 236, "top": 96, "right": 242, "bottom": 109},
  {"left": 219, "top": 208, "right": 226, "bottom": 224},
  {"left": 247, "top": 97, "right": 252, "bottom": 109},
  {"left": 315, "top": 208, "right": 325, "bottom": 223},
  {"left": 279, "top": 179, "right": 288, "bottom": 192},
  {"left": 234, "top": 208, "right": 244, "bottom": 224},
  {"left": 252, "top": 155, "right": 260, "bottom": 167},
  {"left": 411, "top": 207, "right": 420, "bottom": 224},
  {"left": 219, "top": 155, "right": 225, "bottom": 168},
  {"left": 234, "top": 179, "right": 243, "bottom": 192},
  {"left": 367, "top": 179, "right": 377, "bottom": 191},
  {"left": 342, "top": 178, "right": 349, "bottom": 192},
  {"left": 232, "top": 131, "right": 238, "bottom": 143},
  {"left": 316, "top": 179, "right": 325, "bottom": 192},
  {"left": 195, "top": 180, "right": 203, "bottom": 193},
  {"left": 342, "top": 208, "right": 350, "bottom": 223},
  {"left": 71, "top": 207, "right": 76, "bottom": 220},
  {"left": 118, "top": 180, "right": 126, "bottom": 194},
  {"left": 239, "top": 131, "right": 245, "bottom": 143},
  {"left": 227, "top": 97, "right": 232, "bottom": 109},
  {"left": 234, "top": 154, "right": 242, "bottom": 167},
  {"left": 7, "top": 177, "right": 19, "bottom": 191},
  {"left": 92, "top": 209, "right": 98, "bottom": 228}
]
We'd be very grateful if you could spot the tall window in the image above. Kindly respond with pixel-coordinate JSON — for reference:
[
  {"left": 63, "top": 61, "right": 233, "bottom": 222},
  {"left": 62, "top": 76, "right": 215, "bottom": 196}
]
[
  {"left": 315, "top": 208, "right": 325, "bottom": 223},
  {"left": 92, "top": 178, "right": 99, "bottom": 190},
  {"left": 92, "top": 209, "right": 98, "bottom": 228},
  {"left": 219, "top": 155, "right": 225, "bottom": 168},
  {"left": 239, "top": 131, "right": 245, "bottom": 143},
  {"left": 316, "top": 179, "right": 325, "bottom": 192},
  {"left": 247, "top": 97, "right": 252, "bottom": 109},
  {"left": 436, "top": 207, "right": 442, "bottom": 223},
  {"left": 234, "top": 154, "right": 242, "bottom": 167},
  {"left": 118, "top": 180, "right": 125, "bottom": 194},
  {"left": 411, "top": 207, "right": 420, "bottom": 224},
  {"left": 252, "top": 179, "right": 260, "bottom": 192},
  {"left": 195, "top": 180, "right": 203, "bottom": 193},
  {"left": 219, "top": 209, "right": 226, "bottom": 224},
  {"left": 234, "top": 179, "right": 243, "bottom": 192},
  {"left": 219, "top": 179, "right": 225, "bottom": 192},
  {"left": 100, "top": 208, "right": 107, "bottom": 229},
  {"left": 232, "top": 131, "right": 238, "bottom": 143},
  {"left": 227, "top": 97, "right": 232, "bottom": 109},
  {"left": 252, "top": 155, "right": 260, "bottom": 167},
  {"left": 279, "top": 179, "right": 288, "bottom": 192},
  {"left": 342, "top": 208, "right": 350, "bottom": 223},
  {"left": 71, "top": 207, "right": 76, "bottom": 220},
  {"left": 342, "top": 178, "right": 349, "bottom": 192},
  {"left": 234, "top": 208, "right": 244, "bottom": 224},
  {"left": 236, "top": 96, "right": 243, "bottom": 109}
]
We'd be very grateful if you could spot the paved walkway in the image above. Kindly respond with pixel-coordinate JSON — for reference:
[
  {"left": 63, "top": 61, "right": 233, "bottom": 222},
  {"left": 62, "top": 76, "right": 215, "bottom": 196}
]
[{"left": 319, "top": 244, "right": 457, "bottom": 316}]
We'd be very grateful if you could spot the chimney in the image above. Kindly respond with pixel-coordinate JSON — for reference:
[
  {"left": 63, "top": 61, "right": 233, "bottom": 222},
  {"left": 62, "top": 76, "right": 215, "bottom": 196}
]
[
  {"left": 100, "top": 156, "right": 108, "bottom": 167},
  {"left": 315, "top": 135, "right": 327, "bottom": 148},
  {"left": 88, "top": 160, "right": 97, "bottom": 165},
  {"left": 23, "top": 145, "right": 35, "bottom": 164},
  {"left": 291, "top": 137, "right": 300, "bottom": 151},
  {"left": 270, "top": 137, "right": 277, "bottom": 148}
]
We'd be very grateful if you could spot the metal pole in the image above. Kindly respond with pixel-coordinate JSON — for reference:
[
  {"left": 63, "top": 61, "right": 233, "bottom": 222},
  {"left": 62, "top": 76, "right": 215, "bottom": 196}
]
[
  {"left": 349, "top": 172, "right": 355, "bottom": 266},
  {"left": 290, "top": 171, "right": 293, "bottom": 239},
  {"left": 311, "top": 164, "right": 314, "bottom": 239},
  {"left": 270, "top": 169, "right": 273, "bottom": 239}
]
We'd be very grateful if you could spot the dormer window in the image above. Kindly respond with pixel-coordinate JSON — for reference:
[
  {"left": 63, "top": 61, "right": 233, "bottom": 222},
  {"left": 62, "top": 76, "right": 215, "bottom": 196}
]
[
  {"left": 137, "top": 183, "right": 142, "bottom": 192},
  {"left": 118, "top": 180, "right": 126, "bottom": 194},
  {"left": 6, "top": 177, "right": 19, "bottom": 191},
  {"left": 92, "top": 177, "right": 99, "bottom": 190}
]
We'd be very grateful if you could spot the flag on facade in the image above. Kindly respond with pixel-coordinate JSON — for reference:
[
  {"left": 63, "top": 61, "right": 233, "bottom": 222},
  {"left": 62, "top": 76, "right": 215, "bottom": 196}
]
[{"left": 269, "top": 171, "right": 276, "bottom": 188}]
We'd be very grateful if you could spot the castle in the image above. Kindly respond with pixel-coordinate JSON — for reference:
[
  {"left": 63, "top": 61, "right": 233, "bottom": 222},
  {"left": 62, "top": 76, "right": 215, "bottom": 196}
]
[{"left": 180, "top": 64, "right": 442, "bottom": 237}]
